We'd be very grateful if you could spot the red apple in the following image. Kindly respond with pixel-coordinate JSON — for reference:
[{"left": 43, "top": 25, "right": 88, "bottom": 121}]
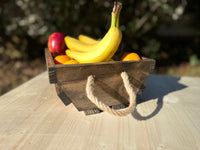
[{"left": 48, "top": 32, "right": 67, "bottom": 57}]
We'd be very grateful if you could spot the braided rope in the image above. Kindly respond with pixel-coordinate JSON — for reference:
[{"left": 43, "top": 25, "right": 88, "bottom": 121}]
[{"left": 86, "top": 72, "right": 136, "bottom": 116}]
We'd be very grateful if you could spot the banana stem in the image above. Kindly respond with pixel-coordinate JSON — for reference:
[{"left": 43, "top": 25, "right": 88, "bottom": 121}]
[
  {"left": 111, "top": 13, "right": 116, "bottom": 27},
  {"left": 116, "top": 6, "right": 122, "bottom": 28},
  {"left": 111, "top": 1, "right": 122, "bottom": 28}
]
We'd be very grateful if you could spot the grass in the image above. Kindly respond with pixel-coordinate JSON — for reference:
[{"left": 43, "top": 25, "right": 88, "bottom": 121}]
[{"left": 157, "top": 62, "right": 200, "bottom": 77}]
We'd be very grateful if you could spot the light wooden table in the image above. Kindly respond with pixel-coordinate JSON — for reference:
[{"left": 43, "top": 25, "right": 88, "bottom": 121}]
[{"left": 0, "top": 71, "right": 200, "bottom": 150}]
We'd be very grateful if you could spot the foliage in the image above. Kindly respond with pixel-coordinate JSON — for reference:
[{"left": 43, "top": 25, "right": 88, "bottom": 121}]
[{"left": 0, "top": 0, "right": 200, "bottom": 64}]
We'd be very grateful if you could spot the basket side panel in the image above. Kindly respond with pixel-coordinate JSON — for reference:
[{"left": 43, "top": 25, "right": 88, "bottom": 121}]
[
  {"left": 59, "top": 75, "right": 129, "bottom": 111},
  {"left": 58, "top": 69, "right": 149, "bottom": 111},
  {"left": 55, "top": 59, "right": 155, "bottom": 83},
  {"left": 45, "top": 49, "right": 57, "bottom": 84}
]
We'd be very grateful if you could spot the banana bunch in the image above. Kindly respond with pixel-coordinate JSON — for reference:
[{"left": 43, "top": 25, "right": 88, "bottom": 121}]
[
  {"left": 64, "top": 1, "right": 122, "bottom": 63},
  {"left": 78, "top": 34, "right": 99, "bottom": 44}
]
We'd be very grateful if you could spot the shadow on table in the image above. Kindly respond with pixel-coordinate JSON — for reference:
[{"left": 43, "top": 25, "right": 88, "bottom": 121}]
[{"left": 132, "top": 74, "right": 187, "bottom": 120}]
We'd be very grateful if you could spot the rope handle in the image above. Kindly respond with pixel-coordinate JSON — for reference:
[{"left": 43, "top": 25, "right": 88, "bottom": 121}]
[{"left": 86, "top": 72, "right": 136, "bottom": 116}]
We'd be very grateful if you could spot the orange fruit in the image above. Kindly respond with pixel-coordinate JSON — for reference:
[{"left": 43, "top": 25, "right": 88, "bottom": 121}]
[
  {"left": 64, "top": 59, "right": 79, "bottom": 64},
  {"left": 121, "top": 52, "right": 141, "bottom": 61},
  {"left": 54, "top": 55, "right": 71, "bottom": 64}
]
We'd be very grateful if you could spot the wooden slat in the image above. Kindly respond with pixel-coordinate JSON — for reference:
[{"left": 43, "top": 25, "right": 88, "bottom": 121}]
[
  {"left": 45, "top": 49, "right": 57, "bottom": 84},
  {"left": 55, "top": 59, "right": 155, "bottom": 83},
  {"left": 57, "top": 73, "right": 147, "bottom": 112},
  {"left": 0, "top": 72, "right": 200, "bottom": 150},
  {"left": 44, "top": 48, "right": 155, "bottom": 83}
]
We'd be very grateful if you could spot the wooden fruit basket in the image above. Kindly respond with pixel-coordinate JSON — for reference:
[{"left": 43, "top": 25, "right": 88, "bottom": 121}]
[{"left": 45, "top": 49, "right": 155, "bottom": 116}]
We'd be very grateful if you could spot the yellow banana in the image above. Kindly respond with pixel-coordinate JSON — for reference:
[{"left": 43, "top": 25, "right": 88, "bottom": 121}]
[
  {"left": 78, "top": 35, "right": 115, "bottom": 61},
  {"left": 78, "top": 34, "right": 115, "bottom": 61},
  {"left": 78, "top": 34, "right": 99, "bottom": 44},
  {"left": 65, "top": 1, "right": 122, "bottom": 63}
]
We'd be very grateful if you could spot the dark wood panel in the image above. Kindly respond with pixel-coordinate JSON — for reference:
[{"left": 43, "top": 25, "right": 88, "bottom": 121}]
[{"left": 45, "top": 48, "right": 156, "bottom": 114}]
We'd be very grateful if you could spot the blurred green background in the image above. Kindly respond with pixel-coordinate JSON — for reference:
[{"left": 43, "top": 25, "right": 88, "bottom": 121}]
[{"left": 0, "top": 0, "right": 200, "bottom": 95}]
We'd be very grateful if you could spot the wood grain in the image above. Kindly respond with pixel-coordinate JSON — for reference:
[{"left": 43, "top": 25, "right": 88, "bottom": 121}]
[
  {"left": 45, "top": 49, "right": 155, "bottom": 83},
  {"left": 0, "top": 72, "right": 200, "bottom": 150},
  {"left": 45, "top": 49, "right": 57, "bottom": 84},
  {"left": 45, "top": 49, "right": 155, "bottom": 113}
]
